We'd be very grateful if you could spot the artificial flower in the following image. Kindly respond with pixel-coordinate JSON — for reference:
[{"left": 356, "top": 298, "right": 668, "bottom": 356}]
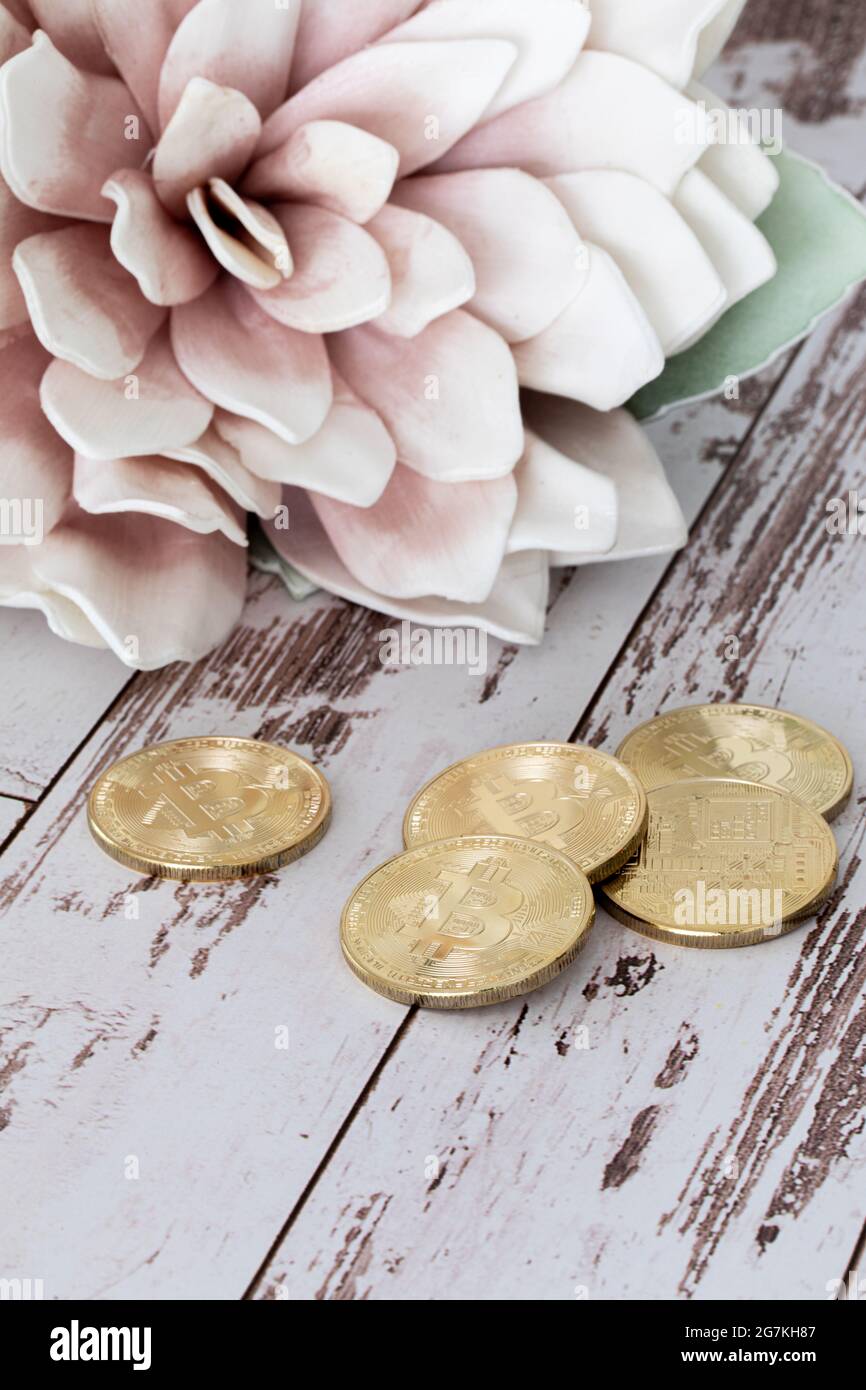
[{"left": 0, "top": 0, "right": 779, "bottom": 667}]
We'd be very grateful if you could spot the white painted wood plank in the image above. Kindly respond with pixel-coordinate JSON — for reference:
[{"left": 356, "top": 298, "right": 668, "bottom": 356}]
[
  {"left": 0, "top": 608, "right": 129, "bottom": 800},
  {"left": 0, "top": 373, "right": 775, "bottom": 1299},
  {"left": 0, "top": 795, "right": 26, "bottom": 845},
  {"left": 254, "top": 287, "right": 866, "bottom": 1302}
]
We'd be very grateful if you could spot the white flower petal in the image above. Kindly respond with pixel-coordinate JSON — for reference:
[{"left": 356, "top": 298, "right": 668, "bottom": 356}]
[
  {"left": 102, "top": 169, "right": 219, "bottom": 308},
  {"left": 267, "top": 487, "right": 549, "bottom": 645},
  {"left": 259, "top": 39, "right": 518, "bottom": 174},
  {"left": 164, "top": 424, "right": 281, "bottom": 519},
  {"left": 0, "top": 31, "right": 151, "bottom": 220},
  {"left": 153, "top": 76, "right": 261, "bottom": 218},
  {"left": 512, "top": 243, "right": 664, "bottom": 409},
  {"left": 246, "top": 203, "right": 391, "bottom": 333},
  {"left": 547, "top": 170, "right": 726, "bottom": 355},
  {"left": 437, "top": 50, "right": 709, "bottom": 196},
  {"left": 694, "top": 0, "right": 747, "bottom": 78},
  {"left": 329, "top": 309, "right": 524, "bottom": 482},
  {"left": 13, "top": 223, "right": 166, "bottom": 378},
  {"left": 393, "top": 168, "right": 587, "bottom": 342},
  {"left": 673, "top": 168, "right": 776, "bottom": 346},
  {"left": 214, "top": 370, "right": 396, "bottom": 506},
  {"left": 92, "top": 0, "right": 200, "bottom": 133},
  {"left": 30, "top": 506, "right": 248, "bottom": 669},
  {"left": 365, "top": 202, "right": 475, "bottom": 338},
  {"left": 310, "top": 463, "right": 517, "bottom": 602},
  {"left": 158, "top": 0, "right": 301, "bottom": 127},
  {"left": 171, "top": 277, "right": 332, "bottom": 444},
  {"left": 290, "top": 0, "right": 421, "bottom": 93},
  {"left": 523, "top": 394, "right": 687, "bottom": 565},
  {"left": 507, "top": 431, "right": 618, "bottom": 557},
  {"left": 387, "top": 0, "right": 590, "bottom": 119},
  {"left": 688, "top": 79, "right": 780, "bottom": 221},
  {"left": 0, "top": 176, "right": 58, "bottom": 330},
  {"left": 73, "top": 453, "right": 248, "bottom": 545},
  {"left": 41, "top": 323, "right": 213, "bottom": 460},
  {"left": 1, "top": 328, "right": 72, "bottom": 534},
  {"left": 587, "top": 0, "right": 732, "bottom": 90},
  {"left": 244, "top": 120, "right": 399, "bottom": 224}
]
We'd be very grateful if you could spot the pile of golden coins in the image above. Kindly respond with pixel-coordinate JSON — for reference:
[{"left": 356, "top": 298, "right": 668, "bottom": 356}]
[
  {"left": 340, "top": 703, "right": 849, "bottom": 1008},
  {"left": 87, "top": 704, "right": 852, "bottom": 1012}
]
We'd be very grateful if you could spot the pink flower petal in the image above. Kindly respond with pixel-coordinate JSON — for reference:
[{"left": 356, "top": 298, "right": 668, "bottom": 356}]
[
  {"left": 393, "top": 169, "right": 586, "bottom": 343},
  {"left": 587, "top": 0, "right": 731, "bottom": 89},
  {"left": 364, "top": 202, "right": 474, "bottom": 338},
  {"left": 244, "top": 120, "right": 399, "bottom": 224},
  {"left": 329, "top": 310, "right": 523, "bottom": 482},
  {"left": 512, "top": 244, "right": 664, "bottom": 410},
  {"left": 0, "top": 328, "right": 72, "bottom": 534},
  {"left": 259, "top": 39, "right": 518, "bottom": 174},
  {"left": 547, "top": 171, "right": 726, "bottom": 355},
  {"left": 158, "top": 0, "right": 301, "bottom": 128},
  {"left": 246, "top": 203, "right": 391, "bottom": 333},
  {"left": 41, "top": 322, "right": 213, "bottom": 459},
  {"left": 1, "top": 2, "right": 35, "bottom": 28},
  {"left": 506, "top": 431, "right": 617, "bottom": 557},
  {"left": 32, "top": 505, "right": 248, "bottom": 668},
  {"left": 214, "top": 369, "right": 395, "bottom": 505},
  {"left": 92, "top": 0, "right": 199, "bottom": 133},
  {"left": 311, "top": 463, "right": 516, "bottom": 602},
  {"left": 73, "top": 453, "right": 248, "bottom": 545},
  {"left": 0, "top": 32, "right": 151, "bottom": 221},
  {"left": 152, "top": 77, "right": 262, "bottom": 218},
  {"left": 164, "top": 424, "right": 281, "bottom": 519},
  {"left": 171, "top": 277, "right": 332, "bottom": 444},
  {"left": 0, "top": 176, "right": 60, "bottom": 329},
  {"left": 28, "top": 0, "right": 114, "bottom": 72},
  {"left": 388, "top": 0, "right": 590, "bottom": 119},
  {"left": 436, "top": 51, "right": 709, "bottom": 196},
  {"left": 289, "top": 0, "right": 422, "bottom": 93},
  {"left": 102, "top": 168, "right": 218, "bottom": 308},
  {"left": 0, "top": 3, "right": 29, "bottom": 65},
  {"left": 523, "top": 394, "right": 687, "bottom": 565},
  {"left": 267, "top": 487, "right": 549, "bottom": 645},
  {"left": 13, "top": 223, "right": 167, "bottom": 378}
]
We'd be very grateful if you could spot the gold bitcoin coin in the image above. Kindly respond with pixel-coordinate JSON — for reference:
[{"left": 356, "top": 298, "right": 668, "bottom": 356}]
[
  {"left": 88, "top": 736, "right": 331, "bottom": 880},
  {"left": 403, "top": 742, "right": 647, "bottom": 882},
  {"left": 341, "top": 835, "right": 595, "bottom": 1008},
  {"left": 616, "top": 702, "right": 852, "bottom": 820},
  {"left": 600, "top": 778, "right": 838, "bottom": 949}
]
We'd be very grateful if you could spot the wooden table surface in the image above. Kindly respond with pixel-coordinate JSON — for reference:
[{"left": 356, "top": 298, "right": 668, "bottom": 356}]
[{"left": 2, "top": 1, "right": 865, "bottom": 1302}]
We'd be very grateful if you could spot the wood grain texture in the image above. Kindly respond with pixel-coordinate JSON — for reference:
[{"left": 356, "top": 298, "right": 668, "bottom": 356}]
[
  {"left": 0, "top": 379, "right": 779, "bottom": 1299},
  {"left": 2, "top": 0, "right": 865, "bottom": 1304},
  {"left": 0, "top": 608, "right": 130, "bottom": 800},
  {"left": 254, "top": 287, "right": 866, "bottom": 1302},
  {"left": 0, "top": 796, "right": 27, "bottom": 847}
]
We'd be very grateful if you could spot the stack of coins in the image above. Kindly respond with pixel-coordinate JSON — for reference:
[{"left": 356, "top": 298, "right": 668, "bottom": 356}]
[{"left": 340, "top": 705, "right": 851, "bottom": 1008}]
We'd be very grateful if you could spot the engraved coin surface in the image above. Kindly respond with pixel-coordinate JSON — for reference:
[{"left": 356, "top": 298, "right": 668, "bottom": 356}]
[
  {"left": 616, "top": 703, "right": 852, "bottom": 820},
  {"left": 88, "top": 736, "right": 331, "bottom": 879},
  {"left": 341, "top": 835, "right": 595, "bottom": 1008},
  {"left": 403, "top": 743, "right": 648, "bottom": 882},
  {"left": 599, "top": 778, "right": 838, "bottom": 949}
]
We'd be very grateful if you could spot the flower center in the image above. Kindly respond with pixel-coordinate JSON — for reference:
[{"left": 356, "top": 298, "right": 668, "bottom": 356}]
[{"left": 187, "top": 178, "right": 292, "bottom": 290}]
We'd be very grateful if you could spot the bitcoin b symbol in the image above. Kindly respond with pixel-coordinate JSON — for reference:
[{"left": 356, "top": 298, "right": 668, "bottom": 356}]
[
  {"left": 402, "top": 856, "right": 523, "bottom": 962},
  {"left": 139, "top": 761, "right": 270, "bottom": 845}
]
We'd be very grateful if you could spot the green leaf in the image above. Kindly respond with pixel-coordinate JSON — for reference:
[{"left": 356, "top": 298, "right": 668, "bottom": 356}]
[{"left": 629, "top": 149, "right": 866, "bottom": 421}]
